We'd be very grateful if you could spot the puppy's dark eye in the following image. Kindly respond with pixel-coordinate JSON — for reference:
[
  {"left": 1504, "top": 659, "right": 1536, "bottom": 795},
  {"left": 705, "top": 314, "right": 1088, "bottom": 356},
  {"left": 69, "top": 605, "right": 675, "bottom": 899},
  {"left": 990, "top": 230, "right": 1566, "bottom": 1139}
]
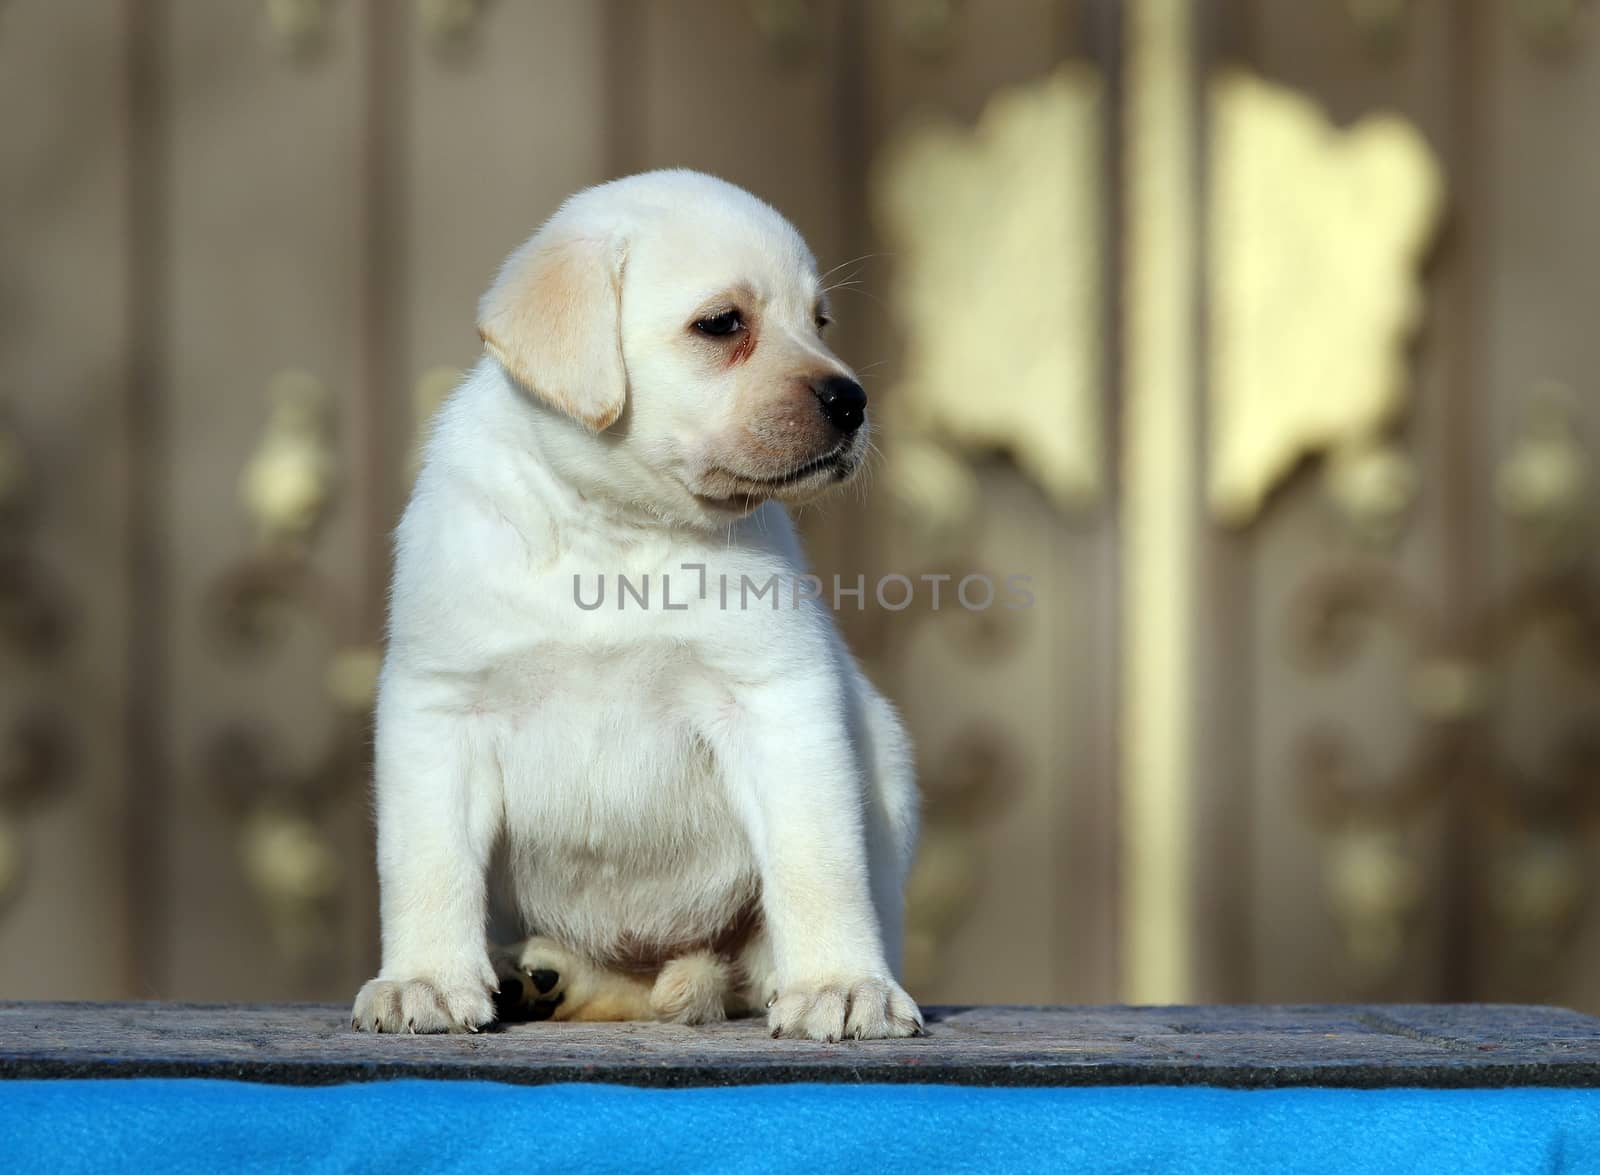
[
  {"left": 694, "top": 310, "right": 744, "bottom": 337},
  {"left": 814, "top": 314, "right": 832, "bottom": 332}
]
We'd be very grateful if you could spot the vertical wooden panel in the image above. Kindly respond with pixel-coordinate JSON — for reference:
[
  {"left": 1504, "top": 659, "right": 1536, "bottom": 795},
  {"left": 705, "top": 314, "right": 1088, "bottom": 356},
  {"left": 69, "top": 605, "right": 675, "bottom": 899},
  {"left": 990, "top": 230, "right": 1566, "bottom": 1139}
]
[
  {"left": 0, "top": 5, "right": 132, "bottom": 998},
  {"left": 1474, "top": 0, "right": 1600, "bottom": 1012},
  {"left": 161, "top": 0, "right": 371, "bottom": 999},
  {"left": 630, "top": 2, "right": 848, "bottom": 251},
  {"left": 1203, "top": 0, "right": 1467, "bottom": 1003},
  {"left": 861, "top": 0, "right": 1118, "bottom": 1003}
]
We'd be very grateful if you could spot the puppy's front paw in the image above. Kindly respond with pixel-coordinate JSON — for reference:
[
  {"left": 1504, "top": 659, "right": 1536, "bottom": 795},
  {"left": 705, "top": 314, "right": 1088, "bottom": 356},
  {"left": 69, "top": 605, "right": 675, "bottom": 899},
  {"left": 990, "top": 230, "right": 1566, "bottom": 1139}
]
[
  {"left": 768, "top": 976, "right": 924, "bottom": 1042},
  {"left": 351, "top": 976, "right": 495, "bottom": 1034}
]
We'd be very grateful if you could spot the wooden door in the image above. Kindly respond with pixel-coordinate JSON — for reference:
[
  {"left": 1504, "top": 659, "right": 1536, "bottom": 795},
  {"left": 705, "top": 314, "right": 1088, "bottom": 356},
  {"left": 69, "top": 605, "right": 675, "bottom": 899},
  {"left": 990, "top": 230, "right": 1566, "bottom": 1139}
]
[{"left": 5, "top": 1, "right": 1598, "bottom": 1017}]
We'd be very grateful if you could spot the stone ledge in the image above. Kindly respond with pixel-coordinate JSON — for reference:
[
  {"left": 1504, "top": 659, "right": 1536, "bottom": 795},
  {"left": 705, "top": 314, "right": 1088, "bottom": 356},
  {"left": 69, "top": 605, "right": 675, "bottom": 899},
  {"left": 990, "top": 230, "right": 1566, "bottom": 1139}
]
[{"left": 3, "top": 1002, "right": 1599, "bottom": 1089}]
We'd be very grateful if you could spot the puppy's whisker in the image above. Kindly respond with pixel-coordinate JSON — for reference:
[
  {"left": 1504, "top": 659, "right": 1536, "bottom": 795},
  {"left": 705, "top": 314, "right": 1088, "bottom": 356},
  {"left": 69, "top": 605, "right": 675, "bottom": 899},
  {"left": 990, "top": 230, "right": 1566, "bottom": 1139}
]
[
  {"left": 816, "top": 251, "right": 890, "bottom": 285},
  {"left": 817, "top": 256, "right": 866, "bottom": 284},
  {"left": 854, "top": 442, "right": 883, "bottom": 502},
  {"left": 824, "top": 285, "right": 888, "bottom": 311},
  {"left": 821, "top": 270, "right": 871, "bottom": 297}
]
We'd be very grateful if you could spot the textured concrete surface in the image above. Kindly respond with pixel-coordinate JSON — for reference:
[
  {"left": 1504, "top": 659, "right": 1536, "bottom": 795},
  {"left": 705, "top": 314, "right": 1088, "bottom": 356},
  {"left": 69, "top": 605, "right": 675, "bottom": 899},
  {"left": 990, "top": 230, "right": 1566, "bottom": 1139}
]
[{"left": 4, "top": 1002, "right": 1600, "bottom": 1088}]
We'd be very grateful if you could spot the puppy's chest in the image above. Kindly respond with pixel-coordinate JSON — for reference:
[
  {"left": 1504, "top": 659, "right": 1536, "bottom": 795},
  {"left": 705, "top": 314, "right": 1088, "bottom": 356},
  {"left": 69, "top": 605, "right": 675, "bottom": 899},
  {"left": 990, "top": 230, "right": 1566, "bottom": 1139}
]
[
  {"left": 477, "top": 638, "right": 719, "bottom": 729},
  {"left": 485, "top": 641, "right": 735, "bottom": 830}
]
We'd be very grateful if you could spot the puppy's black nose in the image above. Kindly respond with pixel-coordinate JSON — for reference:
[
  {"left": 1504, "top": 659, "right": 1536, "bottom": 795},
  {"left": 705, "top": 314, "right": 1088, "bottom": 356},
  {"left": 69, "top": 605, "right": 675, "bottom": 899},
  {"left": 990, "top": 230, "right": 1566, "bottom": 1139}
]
[{"left": 812, "top": 376, "right": 868, "bottom": 434}]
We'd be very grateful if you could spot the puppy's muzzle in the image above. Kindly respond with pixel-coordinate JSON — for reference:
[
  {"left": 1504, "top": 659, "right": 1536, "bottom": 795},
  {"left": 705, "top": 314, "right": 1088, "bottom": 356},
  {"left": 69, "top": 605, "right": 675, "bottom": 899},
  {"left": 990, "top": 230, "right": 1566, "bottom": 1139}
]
[{"left": 811, "top": 375, "right": 868, "bottom": 435}]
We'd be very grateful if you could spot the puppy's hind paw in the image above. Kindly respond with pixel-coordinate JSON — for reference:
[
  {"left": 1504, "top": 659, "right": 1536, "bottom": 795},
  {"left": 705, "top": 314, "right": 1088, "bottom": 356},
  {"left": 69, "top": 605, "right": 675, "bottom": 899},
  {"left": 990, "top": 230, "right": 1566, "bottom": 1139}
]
[
  {"left": 492, "top": 936, "right": 575, "bottom": 1022},
  {"left": 650, "top": 951, "right": 733, "bottom": 1025}
]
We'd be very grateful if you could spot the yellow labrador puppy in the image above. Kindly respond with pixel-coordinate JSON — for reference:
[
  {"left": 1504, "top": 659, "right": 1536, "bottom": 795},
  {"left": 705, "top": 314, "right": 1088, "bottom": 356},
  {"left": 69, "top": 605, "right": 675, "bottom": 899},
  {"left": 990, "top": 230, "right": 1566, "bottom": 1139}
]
[{"left": 351, "top": 171, "right": 920, "bottom": 1042}]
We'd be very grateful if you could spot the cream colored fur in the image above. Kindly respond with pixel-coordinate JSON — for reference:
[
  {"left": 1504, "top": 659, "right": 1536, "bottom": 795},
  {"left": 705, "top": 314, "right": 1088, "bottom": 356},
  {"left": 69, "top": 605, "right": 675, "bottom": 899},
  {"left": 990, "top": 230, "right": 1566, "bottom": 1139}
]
[{"left": 351, "top": 170, "right": 920, "bottom": 1042}]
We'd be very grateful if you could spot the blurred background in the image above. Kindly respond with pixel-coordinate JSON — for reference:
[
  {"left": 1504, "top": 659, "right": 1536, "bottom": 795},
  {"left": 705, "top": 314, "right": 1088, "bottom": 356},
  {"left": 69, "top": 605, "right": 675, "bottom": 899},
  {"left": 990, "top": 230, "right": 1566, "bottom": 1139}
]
[{"left": 3, "top": 0, "right": 1599, "bottom": 1013}]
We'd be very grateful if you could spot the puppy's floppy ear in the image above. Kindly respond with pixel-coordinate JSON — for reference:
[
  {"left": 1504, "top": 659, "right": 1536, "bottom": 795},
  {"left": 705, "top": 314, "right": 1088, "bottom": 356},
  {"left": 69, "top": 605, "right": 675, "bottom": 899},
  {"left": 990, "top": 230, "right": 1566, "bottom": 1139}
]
[{"left": 477, "top": 227, "right": 628, "bottom": 432}]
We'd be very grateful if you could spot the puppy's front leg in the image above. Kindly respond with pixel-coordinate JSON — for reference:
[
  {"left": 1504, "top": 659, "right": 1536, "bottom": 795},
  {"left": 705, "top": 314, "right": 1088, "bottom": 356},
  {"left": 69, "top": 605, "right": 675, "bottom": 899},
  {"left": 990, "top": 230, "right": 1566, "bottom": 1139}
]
[
  {"left": 713, "top": 670, "right": 923, "bottom": 1042},
  {"left": 351, "top": 692, "right": 498, "bottom": 1033}
]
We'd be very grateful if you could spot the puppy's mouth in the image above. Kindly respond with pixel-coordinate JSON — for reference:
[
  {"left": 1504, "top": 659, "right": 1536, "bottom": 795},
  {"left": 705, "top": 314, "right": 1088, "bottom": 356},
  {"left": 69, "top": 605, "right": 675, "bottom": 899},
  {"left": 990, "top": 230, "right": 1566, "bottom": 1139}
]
[
  {"left": 693, "top": 441, "right": 860, "bottom": 511},
  {"left": 742, "top": 442, "right": 856, "bottom": 488}
]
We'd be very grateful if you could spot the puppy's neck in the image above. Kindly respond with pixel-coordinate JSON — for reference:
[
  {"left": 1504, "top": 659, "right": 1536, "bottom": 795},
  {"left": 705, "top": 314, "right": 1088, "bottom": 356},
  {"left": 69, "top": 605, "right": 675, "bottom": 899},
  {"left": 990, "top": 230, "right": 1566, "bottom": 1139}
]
[{"left": 472, "top": 361, "right": 734, "bottom": 546}]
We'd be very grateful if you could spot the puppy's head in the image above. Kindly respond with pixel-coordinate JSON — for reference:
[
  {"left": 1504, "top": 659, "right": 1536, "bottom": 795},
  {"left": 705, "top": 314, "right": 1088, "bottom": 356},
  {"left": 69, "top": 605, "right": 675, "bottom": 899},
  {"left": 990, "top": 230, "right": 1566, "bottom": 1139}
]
[{"left": 478, "top": 170, "right": 868, "bottom": 527}]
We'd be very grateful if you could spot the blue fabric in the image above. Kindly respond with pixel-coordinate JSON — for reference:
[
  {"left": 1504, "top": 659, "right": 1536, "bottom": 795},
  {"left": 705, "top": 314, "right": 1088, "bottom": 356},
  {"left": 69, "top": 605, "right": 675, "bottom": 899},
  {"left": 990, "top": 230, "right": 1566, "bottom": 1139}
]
[{"left": 3, "top": 1079, "right": 1599, "bottom": 1174}]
